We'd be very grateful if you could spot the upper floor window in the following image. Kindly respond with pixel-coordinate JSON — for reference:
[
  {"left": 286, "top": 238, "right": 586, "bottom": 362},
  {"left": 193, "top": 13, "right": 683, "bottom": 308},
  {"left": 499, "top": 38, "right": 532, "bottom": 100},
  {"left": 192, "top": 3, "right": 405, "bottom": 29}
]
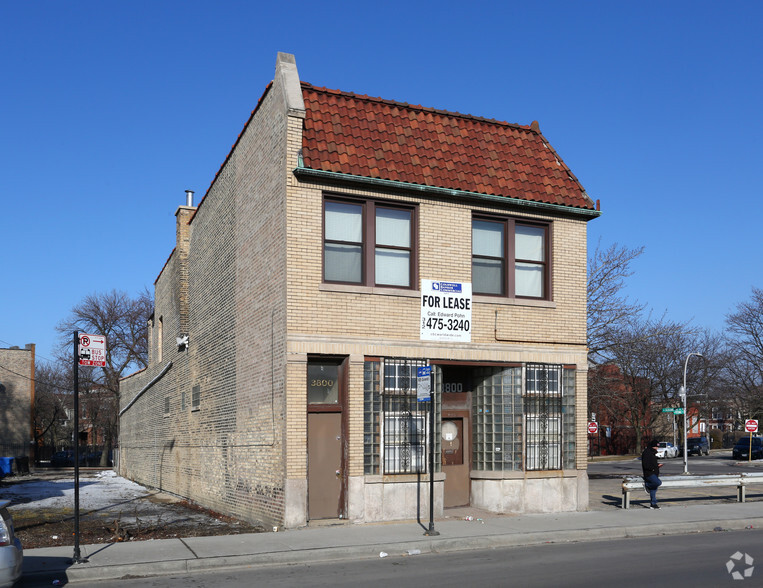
[
  {"left": 157, "top": 316, "right": 163, "bottom": 362},
  {"left": 324, "top": 197, "right": 415, "bottom": 288},
  {"left": 472, "top": 216, "right": 550, "bottom": 299}
]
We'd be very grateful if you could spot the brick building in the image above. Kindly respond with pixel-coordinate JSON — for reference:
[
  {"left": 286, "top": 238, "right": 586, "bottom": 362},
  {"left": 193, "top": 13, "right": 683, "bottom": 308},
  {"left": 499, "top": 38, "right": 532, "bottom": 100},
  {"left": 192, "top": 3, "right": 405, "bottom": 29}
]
[
  {"left": 119, "top": 53, "right": 600, "bottom": 529},
  {"left": 0, "top": 344, "right": 35, "bottom": 459}
]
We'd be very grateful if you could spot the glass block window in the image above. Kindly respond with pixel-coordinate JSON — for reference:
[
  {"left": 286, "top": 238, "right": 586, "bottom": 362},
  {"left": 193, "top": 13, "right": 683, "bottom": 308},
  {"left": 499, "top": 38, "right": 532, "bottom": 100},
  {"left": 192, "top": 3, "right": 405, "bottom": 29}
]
[
  {"left": 364, "top": 360, "right": 381, "bottom": 475},
  {"left": 472, "top": 366, "right": 523, "bottom": 471},
  {"left": 561, "top": 367, "right": 576, "bottom": 469}
]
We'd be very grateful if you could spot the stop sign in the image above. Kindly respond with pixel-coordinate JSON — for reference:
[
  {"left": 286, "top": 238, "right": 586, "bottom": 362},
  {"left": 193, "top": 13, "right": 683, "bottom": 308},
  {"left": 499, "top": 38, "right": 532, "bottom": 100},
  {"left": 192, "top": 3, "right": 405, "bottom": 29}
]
[
  {"left": 588, "top": 421, "right": 599, "bottom": 434},
  {"left": 745, "top": 419, "right": 758, "bottom": 433}
]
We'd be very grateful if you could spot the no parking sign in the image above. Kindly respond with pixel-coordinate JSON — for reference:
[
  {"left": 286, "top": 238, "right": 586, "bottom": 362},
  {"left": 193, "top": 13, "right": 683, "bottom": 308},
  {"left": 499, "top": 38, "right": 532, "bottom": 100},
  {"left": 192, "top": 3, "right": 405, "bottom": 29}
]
[{"left": 78, "top": 333, "right": 107, "bottom": 366}]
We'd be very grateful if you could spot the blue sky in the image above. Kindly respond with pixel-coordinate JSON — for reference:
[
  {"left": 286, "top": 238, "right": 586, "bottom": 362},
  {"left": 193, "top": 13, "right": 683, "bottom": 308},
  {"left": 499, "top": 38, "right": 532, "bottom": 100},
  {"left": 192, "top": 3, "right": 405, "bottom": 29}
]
[{"left": 2, "top": 1, "right": 761, "bottom": 364}]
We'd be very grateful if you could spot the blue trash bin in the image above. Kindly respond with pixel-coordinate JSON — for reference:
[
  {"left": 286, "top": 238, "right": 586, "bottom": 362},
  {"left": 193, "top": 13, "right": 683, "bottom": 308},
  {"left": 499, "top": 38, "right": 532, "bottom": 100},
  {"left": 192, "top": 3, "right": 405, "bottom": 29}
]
[{"left": 0, "top": 457, "right": 14, "bottom": 477}]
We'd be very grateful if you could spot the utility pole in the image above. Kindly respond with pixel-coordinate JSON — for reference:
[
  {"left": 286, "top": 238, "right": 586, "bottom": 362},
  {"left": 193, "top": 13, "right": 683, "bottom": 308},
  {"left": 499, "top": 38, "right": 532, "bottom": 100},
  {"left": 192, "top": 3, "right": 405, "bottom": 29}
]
[{"left": 680, "top": 352, "right": 703, "bottom": 475}]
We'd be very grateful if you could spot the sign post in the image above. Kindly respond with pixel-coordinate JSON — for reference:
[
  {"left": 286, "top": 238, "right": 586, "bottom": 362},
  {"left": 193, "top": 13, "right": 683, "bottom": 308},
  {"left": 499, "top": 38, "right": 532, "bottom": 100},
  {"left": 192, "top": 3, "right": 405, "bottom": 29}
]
[
  {"left": 417, "top": 366, "right": 438, "bottom": 536},
  {"left": 72, "top": 332, "right": 107, "bottom": 564},
  {"left": 746, "top": 420, "right": 759, "bottom": 463},
  {"left": 587, "top": 421, "right": 599, "bottom": 456}
]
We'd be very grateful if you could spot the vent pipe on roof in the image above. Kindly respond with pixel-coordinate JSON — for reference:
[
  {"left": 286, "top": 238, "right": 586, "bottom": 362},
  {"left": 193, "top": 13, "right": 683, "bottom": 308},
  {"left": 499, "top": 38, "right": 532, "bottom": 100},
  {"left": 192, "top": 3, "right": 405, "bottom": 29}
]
[{"left": 185, "top": 190, "right": 194, "bottom": 207}]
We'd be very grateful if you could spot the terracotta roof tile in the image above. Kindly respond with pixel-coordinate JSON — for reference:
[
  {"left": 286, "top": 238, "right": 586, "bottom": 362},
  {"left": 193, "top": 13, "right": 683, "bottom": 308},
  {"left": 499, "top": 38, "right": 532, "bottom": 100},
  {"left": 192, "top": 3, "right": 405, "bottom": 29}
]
[{"left": 300, "top": 82, "right": 593, "bottom": 210}]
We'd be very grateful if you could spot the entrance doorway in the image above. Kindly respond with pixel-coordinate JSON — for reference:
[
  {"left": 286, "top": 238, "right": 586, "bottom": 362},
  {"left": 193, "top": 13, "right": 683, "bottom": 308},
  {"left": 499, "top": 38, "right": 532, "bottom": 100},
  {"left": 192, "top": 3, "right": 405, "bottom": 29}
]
[
  {"left": 307, "top": 358, "right": 346, "bottom": 520},
  {"left": 307, "top": 412, "right": 342, "bottom": 518},
  {"left": 438, "top": 365, "right": 472, "bottom": 508},
  {"left": 441, "top": 414, "right": 469, "bottom": 507}
]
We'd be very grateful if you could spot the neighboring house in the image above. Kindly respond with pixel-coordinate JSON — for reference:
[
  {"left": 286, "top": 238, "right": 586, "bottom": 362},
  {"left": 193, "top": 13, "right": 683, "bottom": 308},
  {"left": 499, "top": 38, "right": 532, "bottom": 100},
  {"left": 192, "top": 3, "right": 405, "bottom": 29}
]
[
  {"left": 119, "top": 52, "right": 600, "bottom": 529},
  {"left": 709, "top": 404, "right": 735, "bottom": 433},
  {"left": 588, "top": 363, "right": 649, "bottom": 455},
  {"left": 78, "top": 385, "right": 118, "bottom": 449},
  {"left": 0, "top": 344, "right": 35, "bottom": 459}
]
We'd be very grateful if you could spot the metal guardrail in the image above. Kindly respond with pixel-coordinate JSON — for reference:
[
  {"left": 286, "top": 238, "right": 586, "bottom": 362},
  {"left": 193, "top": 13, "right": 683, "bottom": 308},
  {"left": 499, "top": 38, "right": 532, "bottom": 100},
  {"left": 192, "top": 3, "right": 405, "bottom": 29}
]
[{"left": 621, "top": 473, "right": 763, "bottom": 509}]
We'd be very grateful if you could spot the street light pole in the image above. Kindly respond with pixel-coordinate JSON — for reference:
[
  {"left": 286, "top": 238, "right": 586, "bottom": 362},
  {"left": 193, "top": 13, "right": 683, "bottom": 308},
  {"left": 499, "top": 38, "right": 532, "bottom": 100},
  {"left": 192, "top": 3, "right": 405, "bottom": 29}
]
[{"left": 681, "top": 352, "right": 703, "bottom": 475}]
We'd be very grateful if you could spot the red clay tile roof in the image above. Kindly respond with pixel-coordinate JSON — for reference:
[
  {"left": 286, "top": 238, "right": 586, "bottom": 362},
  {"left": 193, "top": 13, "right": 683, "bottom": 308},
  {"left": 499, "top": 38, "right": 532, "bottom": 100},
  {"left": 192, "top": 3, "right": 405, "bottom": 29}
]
[{"left": 300, "top": 82, "right": 594, "bottom": 210}]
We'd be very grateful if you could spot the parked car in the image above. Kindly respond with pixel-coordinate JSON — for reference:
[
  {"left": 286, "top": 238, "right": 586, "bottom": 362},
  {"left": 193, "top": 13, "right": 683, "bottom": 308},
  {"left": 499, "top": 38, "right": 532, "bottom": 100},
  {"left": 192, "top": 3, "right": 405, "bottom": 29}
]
[
  {"left": 685, "top": 436, "right": 710, "bottom": 456},
  {"left": 732, "top": 437, "right": 763, "bottom": 461},
  {"left": 655, "top": 441, "right": 679, "bottom": 459},
  {"left": 0, "top": 500, "right": 23, "bottom": 588},
  {"left": 50, "top": 450, "right": 75, "bottom": 467},
  {"left": 50, "top": 450, "right": 109, "bottom": 468}
]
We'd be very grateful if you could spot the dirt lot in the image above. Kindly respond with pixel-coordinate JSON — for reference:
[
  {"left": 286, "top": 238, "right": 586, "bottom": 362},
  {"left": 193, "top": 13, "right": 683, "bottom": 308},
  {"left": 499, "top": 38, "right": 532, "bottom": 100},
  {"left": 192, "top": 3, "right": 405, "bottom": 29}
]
[{"left": 0, "top": 469, "right": 265, "bottom": 549}]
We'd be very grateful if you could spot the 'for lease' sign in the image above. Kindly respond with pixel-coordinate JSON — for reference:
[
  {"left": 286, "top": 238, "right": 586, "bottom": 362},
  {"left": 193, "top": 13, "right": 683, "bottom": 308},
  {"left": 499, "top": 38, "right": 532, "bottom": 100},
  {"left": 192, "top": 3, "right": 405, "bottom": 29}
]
[{"left": 420, "top": 279, "right": 472, "bottom": 342}]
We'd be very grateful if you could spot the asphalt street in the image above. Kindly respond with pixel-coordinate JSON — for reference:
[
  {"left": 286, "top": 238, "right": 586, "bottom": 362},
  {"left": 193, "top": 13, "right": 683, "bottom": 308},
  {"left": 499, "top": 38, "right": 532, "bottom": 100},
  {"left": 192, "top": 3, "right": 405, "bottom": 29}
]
[{"left": 53, "top": 529, "right": 762, "bottom": 588}]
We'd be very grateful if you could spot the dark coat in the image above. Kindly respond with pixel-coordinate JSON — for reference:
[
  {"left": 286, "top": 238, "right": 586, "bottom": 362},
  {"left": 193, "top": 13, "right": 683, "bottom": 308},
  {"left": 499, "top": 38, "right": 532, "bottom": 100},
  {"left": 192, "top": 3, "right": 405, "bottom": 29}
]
[{"left": 642, "top": 446, "right": 660, "bottom": 478}]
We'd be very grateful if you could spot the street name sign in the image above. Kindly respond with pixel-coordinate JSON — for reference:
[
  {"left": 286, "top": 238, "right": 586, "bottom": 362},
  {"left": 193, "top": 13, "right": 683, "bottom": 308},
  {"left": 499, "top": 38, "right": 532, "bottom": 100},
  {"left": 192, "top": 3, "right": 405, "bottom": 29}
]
[
  {"left": 662, "top": 408, "right": 675, "bottom": 413},
  {"left": 673, "top": 408, "right": 685, "bottom": 415},
  {"left": 78, "top": 333, "right": 107, "bottom": 366}
]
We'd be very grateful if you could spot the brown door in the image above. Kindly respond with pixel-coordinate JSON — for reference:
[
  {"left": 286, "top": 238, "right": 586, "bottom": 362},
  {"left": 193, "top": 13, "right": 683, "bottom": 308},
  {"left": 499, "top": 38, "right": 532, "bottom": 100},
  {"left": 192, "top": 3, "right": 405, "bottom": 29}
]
[
  {"left": 306, "top": 358, "right": 346, "bottom": 520},
  {"left": 442, "top": 416, "right": 470, "bottom": 507},
  {"left": 307, "top": 412, "right": 342, "bottom": 519}
]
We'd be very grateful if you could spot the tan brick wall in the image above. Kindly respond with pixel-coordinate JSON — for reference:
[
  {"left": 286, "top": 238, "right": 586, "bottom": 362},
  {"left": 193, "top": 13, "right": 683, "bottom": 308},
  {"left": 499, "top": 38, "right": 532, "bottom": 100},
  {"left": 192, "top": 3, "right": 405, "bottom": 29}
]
[
  {"left": 120, "top": 71, "right": 295, "bottom": 528},
  {"left": 0, "top": 346, "right": 33, "bottom": 456},
  {"left": 285, "top": 185, "right": 587, "bottom": 346},
  {"left": 283, "top": 179, "right": 590, "bottom": 482}
]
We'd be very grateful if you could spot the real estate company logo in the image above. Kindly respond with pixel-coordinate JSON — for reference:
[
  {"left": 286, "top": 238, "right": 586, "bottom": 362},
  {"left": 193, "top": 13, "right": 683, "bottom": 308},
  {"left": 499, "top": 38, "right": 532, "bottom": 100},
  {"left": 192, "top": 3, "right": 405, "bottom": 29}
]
[{"left": 726, "top": 551, "right": 754, "bottom": 580}]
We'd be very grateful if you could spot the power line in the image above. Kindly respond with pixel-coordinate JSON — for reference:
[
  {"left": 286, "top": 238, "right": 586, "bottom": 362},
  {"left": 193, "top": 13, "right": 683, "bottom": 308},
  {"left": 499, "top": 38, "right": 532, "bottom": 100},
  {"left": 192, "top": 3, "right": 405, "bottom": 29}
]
[{"left": 0, "top": 362, "right": 69, "bottom": 392}]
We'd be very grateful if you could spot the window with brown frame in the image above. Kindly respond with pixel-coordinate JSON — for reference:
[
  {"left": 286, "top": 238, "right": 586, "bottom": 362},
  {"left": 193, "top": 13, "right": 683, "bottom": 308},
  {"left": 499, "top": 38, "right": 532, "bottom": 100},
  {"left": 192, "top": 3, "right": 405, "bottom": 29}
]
[
  {"left": 323, "top": 197, "right": 416, "bottom": 288},
  {"left": 472, "top": 216, "right": 550, "bottom": 299}
]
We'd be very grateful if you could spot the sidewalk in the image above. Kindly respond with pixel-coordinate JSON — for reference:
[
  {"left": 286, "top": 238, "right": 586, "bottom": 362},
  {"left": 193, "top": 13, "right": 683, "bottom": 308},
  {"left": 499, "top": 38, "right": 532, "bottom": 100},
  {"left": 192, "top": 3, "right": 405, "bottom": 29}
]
[{"left": 22, "top": 500, "right": 763, "bottom": 584}]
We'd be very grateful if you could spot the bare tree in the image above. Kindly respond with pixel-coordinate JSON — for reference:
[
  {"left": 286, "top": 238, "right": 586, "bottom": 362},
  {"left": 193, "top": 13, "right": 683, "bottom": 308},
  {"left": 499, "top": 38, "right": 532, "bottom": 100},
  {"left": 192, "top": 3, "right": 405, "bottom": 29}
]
[
  {"left": 33, "top": 361, "right": 72, "bottom": 451},
  {"left": 724, "top": 287, "right": 763, "bottom": 421},
  {"left": 55, "top": 288, "right": 152, "bottom": 464},
  {"left": 587, "top": 241, "right": 646, "bottom": 365},
  {"left": 588, "top": 315, "right": 698, "bottom": 452}
]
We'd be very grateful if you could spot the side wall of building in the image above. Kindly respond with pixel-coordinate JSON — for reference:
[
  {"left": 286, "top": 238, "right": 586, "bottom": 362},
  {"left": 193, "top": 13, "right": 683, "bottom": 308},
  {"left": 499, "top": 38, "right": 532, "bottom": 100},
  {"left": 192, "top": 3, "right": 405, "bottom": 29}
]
[
  {"left": 0, "top": 346, "right": 34, "bottom": 457},
  {"left": 120, "top": 62, "right": 295, "bottom": 527}
]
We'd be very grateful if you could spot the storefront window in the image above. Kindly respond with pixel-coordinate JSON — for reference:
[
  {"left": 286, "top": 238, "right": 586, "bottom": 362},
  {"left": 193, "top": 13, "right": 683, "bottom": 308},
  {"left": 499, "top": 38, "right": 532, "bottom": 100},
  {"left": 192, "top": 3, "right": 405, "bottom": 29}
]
[
  {"left": 363, "top": 358, "right": 439, "bottom": 475},
  {"left": 473, "top": 366, "right": 523, "bottom": 471},
  {"left": 524, "top": 364, "right": 576, "bottom": 471}
]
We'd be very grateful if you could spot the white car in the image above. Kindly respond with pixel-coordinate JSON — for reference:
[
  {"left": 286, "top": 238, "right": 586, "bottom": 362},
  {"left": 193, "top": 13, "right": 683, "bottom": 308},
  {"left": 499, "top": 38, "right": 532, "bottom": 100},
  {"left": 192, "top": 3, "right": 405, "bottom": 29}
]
[
  {"left": 0, "top": 500, "right": 22, "bottom": 588},
  {"left": 655, "top": 441, "right": 679, "bottom": 459}
]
